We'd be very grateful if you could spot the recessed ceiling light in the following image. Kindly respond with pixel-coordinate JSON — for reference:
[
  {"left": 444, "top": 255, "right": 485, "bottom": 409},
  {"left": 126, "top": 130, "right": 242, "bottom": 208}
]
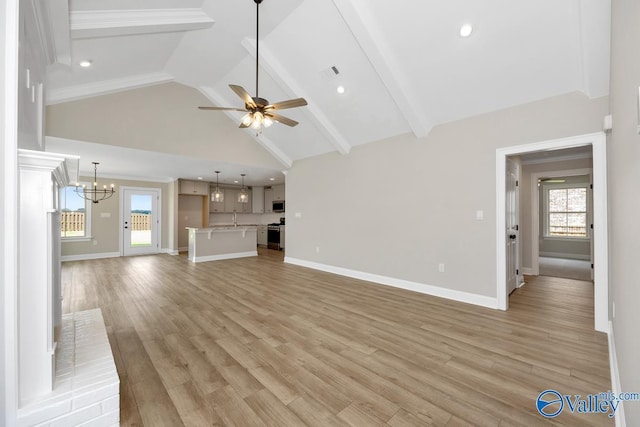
[
  {"left": 269, "top": 177, "right": 275, "bottom": 181},
  {"left": 79, "top": 60, "right": 93, "bottom": 68},
  {"left": 234, "top": 180, "right": 239, "bottom": 184},
  {"left": 337, "top": 86, "right": 345, "bottom": 94},
  {"left": 460, "top": 24, "right": 473, "bottom": 37},
  {"left": 197, "top": 177, "right": 203, "bottom": 180}
]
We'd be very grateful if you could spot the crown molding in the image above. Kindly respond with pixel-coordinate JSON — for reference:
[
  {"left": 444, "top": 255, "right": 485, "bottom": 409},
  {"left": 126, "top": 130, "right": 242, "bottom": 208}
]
[
  {"left": 70, "top": 8, "right": 214, "bottom": 39},
  {"left": 46, "top": 72, "right": 174, "bottom": 105}
]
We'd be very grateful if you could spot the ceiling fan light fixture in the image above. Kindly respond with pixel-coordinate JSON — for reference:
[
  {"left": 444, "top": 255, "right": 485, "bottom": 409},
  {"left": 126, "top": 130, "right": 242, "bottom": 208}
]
[{"left": 263, "top": 116, "right": 273, "bottom": 127}]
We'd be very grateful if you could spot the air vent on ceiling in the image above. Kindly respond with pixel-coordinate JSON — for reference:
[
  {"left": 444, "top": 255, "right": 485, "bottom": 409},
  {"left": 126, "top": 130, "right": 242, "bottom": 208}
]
[{"left": 320, "top": 65, "right": 341, "bottom": 80}]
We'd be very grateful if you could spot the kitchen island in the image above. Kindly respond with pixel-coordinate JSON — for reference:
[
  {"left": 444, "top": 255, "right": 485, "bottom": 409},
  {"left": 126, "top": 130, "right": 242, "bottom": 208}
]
[{"left": 186, "top": 226, "right": 257, "bottom": 263}]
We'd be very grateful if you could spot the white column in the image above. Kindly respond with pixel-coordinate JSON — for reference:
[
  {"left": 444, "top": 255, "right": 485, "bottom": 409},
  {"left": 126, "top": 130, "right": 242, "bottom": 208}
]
[{"left": 17, "top": 150, "right": 77, "bottom": 404}]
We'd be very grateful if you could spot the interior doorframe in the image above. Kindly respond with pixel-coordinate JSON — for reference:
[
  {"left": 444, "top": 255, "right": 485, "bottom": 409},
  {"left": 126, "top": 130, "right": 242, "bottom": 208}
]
[
  {"left": 119, "top": 186, "right": 162, "bottom": 256},
  {"left": 530, "top": 167, "right": 593, "bottom": 276},
  {"left": 496, "top": 132, "right": 608, "bottom": 332}
]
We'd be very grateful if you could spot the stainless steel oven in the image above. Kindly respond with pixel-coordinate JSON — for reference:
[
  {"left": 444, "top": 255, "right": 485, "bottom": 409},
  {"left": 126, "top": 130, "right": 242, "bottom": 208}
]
[{"left": 267, "top": 224, "right": 281, "bottom": 250}]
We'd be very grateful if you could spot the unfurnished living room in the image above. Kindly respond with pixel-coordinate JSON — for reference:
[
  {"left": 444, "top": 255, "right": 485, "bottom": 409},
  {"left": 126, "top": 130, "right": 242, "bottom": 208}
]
[{"left": 1, "top": 0, "right": 639, "bottom": 426}]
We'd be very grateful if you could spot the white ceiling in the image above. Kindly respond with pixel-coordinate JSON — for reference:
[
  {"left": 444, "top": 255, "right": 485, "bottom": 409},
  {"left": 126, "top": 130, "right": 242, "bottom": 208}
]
[{"left": 44, "top": 0, "right": 611, "bottom": 183}]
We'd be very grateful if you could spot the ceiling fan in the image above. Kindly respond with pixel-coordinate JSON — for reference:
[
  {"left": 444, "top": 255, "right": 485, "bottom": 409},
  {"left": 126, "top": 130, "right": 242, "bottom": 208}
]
[{"left": 198, "top": 0, "right": 307, "bottom": 130}]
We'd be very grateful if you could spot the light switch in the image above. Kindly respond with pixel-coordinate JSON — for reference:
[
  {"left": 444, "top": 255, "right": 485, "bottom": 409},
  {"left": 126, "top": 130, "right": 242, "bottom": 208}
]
[
  {"left": 476, "top": 210, "right": 484, "bottom": 220},
  {"left": 295, "top": 212, "right": 302, "bottom": 219}
]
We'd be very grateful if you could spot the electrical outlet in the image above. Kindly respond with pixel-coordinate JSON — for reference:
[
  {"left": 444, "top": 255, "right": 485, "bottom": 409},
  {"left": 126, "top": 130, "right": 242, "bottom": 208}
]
[
  {"left": 438, "top": 263, "right": 445, "bottom": 273},
  {"left": 92, "top": 240, "right": 98, "bottom": 246}
]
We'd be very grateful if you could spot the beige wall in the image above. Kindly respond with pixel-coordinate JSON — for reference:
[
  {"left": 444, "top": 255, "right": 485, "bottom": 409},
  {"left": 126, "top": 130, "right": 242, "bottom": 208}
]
[
  {"left": 520, "top": 158, "right": 592, "bottom": 269},
  {"left": 178, "top": 194, "right": 205, "bottom": 249},
  {"left": 61, "top": 178, "right": 173, "bottom": 257},
  {"left": 286, "top": 92, "right": 607, "bottom": 299},
  {"left": 609, "top": 0, "right": 640, "bottom": 423},
  {"left": 45, "top": 82, "right": 284, "bottom": 170}
]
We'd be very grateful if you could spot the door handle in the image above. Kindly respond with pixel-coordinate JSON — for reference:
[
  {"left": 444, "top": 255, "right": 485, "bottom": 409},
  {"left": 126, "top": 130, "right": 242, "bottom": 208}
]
[{"left": 509, "top": 234, "right": 516, "bottom": 240}]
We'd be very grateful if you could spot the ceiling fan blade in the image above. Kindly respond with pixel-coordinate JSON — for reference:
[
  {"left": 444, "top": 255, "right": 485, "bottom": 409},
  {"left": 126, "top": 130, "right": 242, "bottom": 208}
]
[
  {"left": 266, "top": 112, "right": 299, "bottom": 127},
  {"left": 229, "top": 85, "right": 256, "bottom": 108},
  {"left": 266, "top": 98, "right": 308, "bottom": 111},
  {"left": 239, "top": 122, "right": 250, "bottom": 128},
  {"left": 198, "top": 106, "right": 247, "bottom": 112}
]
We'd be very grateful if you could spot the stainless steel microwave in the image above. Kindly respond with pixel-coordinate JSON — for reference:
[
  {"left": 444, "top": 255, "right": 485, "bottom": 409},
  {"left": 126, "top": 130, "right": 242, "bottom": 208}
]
[{"left": 272, "top": 200, "right": 285, "bottom": 212}]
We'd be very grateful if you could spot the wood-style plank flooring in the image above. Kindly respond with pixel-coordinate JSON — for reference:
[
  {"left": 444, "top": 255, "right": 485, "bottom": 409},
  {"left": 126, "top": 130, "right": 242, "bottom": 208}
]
[{"left": 61, "top": 249, "right": 611, "bottom": 426}]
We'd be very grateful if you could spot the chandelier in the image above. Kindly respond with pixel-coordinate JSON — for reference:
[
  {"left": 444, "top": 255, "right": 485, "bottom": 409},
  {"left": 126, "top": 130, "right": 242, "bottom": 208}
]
[
  {"left": 238, "top": 174, "right": 249, "bottom": 203},
  {"left": 212, "top": 170, "right": 224, "bottom": 202},
  {"left": 75, "top": 162, "right": 115, "bottom": 204}
]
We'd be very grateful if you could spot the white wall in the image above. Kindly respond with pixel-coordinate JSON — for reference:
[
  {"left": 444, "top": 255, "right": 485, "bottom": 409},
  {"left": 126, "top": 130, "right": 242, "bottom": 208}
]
[
  {"left": 286, "top": 92, "right": 607, "bottom": 301},
  {"left": 609, "top": 0, "right": 640, "bottom": 424}
]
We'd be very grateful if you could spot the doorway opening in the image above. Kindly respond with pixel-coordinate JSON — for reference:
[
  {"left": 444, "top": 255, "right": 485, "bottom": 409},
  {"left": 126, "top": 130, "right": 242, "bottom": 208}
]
[{"left": 496, "top": 132, "right": 608, "bottom": 332}]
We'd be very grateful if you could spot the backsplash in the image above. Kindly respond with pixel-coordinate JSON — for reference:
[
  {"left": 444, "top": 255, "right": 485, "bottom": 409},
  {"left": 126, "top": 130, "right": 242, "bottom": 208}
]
[{"left": 209, "top": 212, "right": 283, "bottom": 226}]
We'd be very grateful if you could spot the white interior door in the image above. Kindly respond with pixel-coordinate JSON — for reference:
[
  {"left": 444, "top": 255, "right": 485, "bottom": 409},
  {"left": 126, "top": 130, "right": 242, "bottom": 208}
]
[
  {"left": 506, "top": 158, "right": 520, "bottom": 294},
  {"left": 122, "top": 188, "right": 160, "bottom": 256}
]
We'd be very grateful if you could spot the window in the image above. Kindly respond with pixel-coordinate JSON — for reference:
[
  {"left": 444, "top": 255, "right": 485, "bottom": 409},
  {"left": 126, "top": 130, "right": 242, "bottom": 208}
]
[
  {"left": 60, "top": 185, "right": 91, "bottom": 239},
  {"left": 546, "top": 186, "right": 588, "bottom": 237}
]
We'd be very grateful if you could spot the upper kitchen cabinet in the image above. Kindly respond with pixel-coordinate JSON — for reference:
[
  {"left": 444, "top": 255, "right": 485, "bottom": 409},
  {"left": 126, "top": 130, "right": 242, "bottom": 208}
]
[
  {"left": 264, "top": 184, "right": 284, "bottom": 213},
  {"left": 273, "top": 184, "right": 285, "bottom": 201},
  {"left": 219, "top": 188, "right": 252, "bottom": 213},
  {"left": 179, "top": 179, "right": 209, "bottom": 195}
]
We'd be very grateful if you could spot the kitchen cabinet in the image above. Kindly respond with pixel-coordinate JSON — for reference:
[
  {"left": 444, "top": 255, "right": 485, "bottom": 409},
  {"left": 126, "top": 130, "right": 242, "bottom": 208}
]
[
  {"left": 179, "top": 179, "right": 209, "bottom": 195},
  {"left": 273, "top": 184, "right": 285, "bottom": 201},
  {"left": 252, "top": 186, "right": 264, "bottom": 213},
  {"left": 257, "top": 225, "right": 268, "bottom": 246},
  {"left": 264, "top": 187, "right": 274, "bottom": 213},
  {"left": 222, "top": 188, "right": 252, "bottom": 213}
]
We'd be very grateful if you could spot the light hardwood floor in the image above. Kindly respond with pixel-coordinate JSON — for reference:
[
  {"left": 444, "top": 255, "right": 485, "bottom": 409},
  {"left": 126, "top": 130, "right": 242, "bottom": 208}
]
[{"left": 61, "top": 249, "right": 611, "bottom": 426}]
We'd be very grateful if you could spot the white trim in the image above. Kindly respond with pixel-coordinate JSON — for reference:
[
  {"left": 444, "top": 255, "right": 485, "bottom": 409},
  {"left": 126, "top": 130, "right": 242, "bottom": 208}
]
[
  {"left": 178, "top": 246, "right": 188, "bottom": 253},
  {"left": 191, "top": 251, "right": 257, "bottom": 263},
  {"left": 61, "top": 252, "right": 119, "bottom": 262},
  {"left": 539, "top": 252, "right": 591, "bottom": 261},
  {"left": 530, "top": 167, "right": 592, "bottom": 275},
  {"left": 284, "top": 257, "right": 498, "bottom": 309},
  {"left": 608, "top": 321, "right": 626, "bottom": 427},
  {"left": 163, "top": 248, "right": 179, "bottom": 256},
  {"left": 496, "top": 132, "right": 608, "bottom": 332},
  {"left": 70, "top": 8, "right": 214, "bottom": 39},
  {"left": 521, "top": 267, "right": 534, "bottom": 276},
  {"left": 47, "top": 72, "right": 174, "bottom": 105},
  {"left": 2, "top": 0, "right": 20, "bottom": 422}
]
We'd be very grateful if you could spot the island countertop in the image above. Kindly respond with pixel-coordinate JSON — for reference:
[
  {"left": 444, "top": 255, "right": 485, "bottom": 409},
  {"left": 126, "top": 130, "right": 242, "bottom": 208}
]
[{"left": 186, "top": 226, "right": 257, "bottom": 263}]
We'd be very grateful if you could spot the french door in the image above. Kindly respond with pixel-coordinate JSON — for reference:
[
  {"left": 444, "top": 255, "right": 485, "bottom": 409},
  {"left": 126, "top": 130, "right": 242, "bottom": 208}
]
[{"left": 121, "top": 187, "right": 161, "bottom": 256}]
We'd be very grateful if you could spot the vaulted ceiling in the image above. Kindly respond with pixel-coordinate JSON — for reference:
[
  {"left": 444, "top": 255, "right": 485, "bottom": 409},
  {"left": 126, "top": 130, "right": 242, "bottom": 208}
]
[{"left": 44, "top": 0, "right": 611, "bottom": 183}]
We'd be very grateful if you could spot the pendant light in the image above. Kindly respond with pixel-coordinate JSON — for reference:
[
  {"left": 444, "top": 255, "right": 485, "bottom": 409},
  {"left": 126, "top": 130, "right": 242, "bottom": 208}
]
[
  {"left": 211, "top": 171, "right": 224, "bottom": 202},
  {"left": 74, "top": 162, "right": 115, "bottom": 204},
  {"left": 237, "top": 174, "right": 249, "bottom": 203}
]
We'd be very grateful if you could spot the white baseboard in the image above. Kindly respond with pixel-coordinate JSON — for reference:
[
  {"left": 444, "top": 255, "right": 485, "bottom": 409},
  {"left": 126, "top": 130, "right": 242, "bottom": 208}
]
[
  {"left": 163, "top": 248, "right": 179, "bottom": 256},
  {"left": 609, "top": 321, "right": 626, "bottom": 427},
  {"left": 284, "top": 257, "right": 498, "bottom": 309},
  {"left": 540, "top": 252, "right": 590, "bottom": 261},
  {"left": 521, "top": 267, "right": 534, "bottom": 275},
  {"left": 190, "top": 251, "right": 257, "bottom": 263},
  {"left": 61, "top": 252, "right": 120, "bottom": 262},
  {"left": 178, "top": 246, "right": 188, "bottom": 252}
]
